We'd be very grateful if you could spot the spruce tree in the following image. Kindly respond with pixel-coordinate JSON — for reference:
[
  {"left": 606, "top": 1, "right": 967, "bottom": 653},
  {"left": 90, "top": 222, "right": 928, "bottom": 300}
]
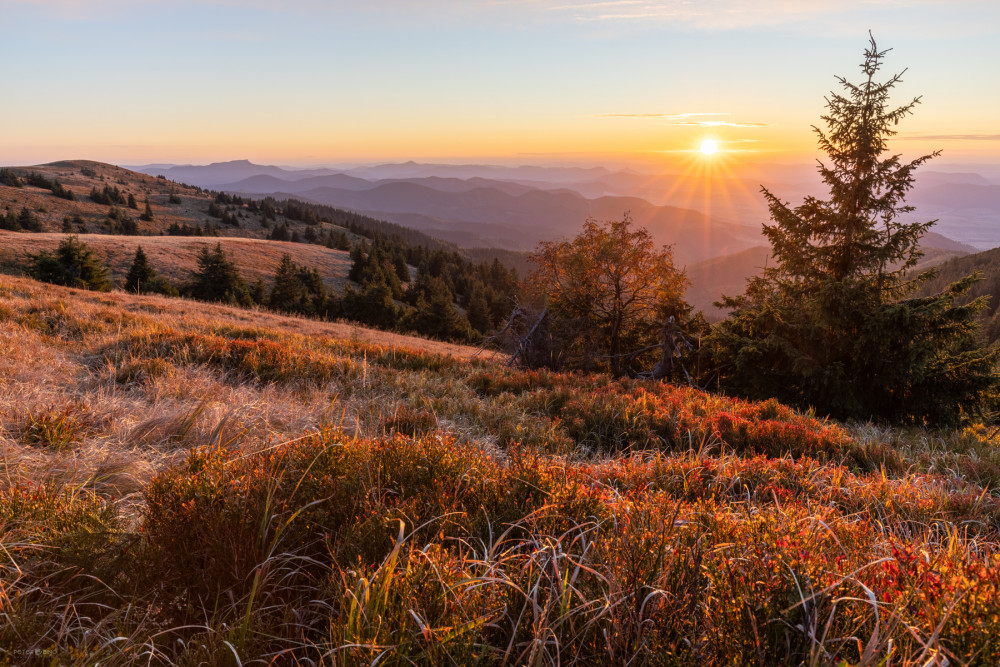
[
  {"left": 466, "top": 286, "right": 492, "bottom": 335},
  {"left": 250, "top": 279, "right": 268, "bottom": 306},
  {"left": 187, "top": 243, "right": 252, "bottom": 306},
  {"left": 295, "top": 266, "right": 328, "bottom": 316},
  {"left": 341, "top": 283, "right": 398, "bottom": 329},
  {"left": 710, "top": 36, "right": 997, "bottom": 425},
  {"left": 29, "top": 236, "right": 111, "bottom": 292},
  {"left": 402, "top": 273, "right": 471, "bottom": 341},
  {"left": 269, "top": 254, "right": 301, "bottom": 310},
  {"left": 18, "top": 207, "right": 42, "bottom": 232},
  {"left": 0, "top": 168, "right": 23, "bottom": 188},
  {"left": 268, "top": 253, "right": 327, "bottom": 315},
  {"left": 125, "top": 246, "right": 156, "bottom": 292}
]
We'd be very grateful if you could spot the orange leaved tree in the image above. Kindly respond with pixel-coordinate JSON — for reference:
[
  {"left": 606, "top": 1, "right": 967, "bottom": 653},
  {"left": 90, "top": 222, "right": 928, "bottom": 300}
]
[{"left": 528, "top": 214, "right": 689, "bottom": 376}]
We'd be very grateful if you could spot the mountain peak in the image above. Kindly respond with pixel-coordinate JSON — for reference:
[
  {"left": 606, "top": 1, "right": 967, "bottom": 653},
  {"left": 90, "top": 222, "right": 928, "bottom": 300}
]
[{"left": 212, "top": 159, "right": 256, "bottom": 167}]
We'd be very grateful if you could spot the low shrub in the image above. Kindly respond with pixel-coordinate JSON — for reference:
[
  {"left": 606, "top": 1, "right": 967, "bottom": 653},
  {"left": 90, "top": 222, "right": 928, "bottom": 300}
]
[{"left": 22, "top": 405, "right": 91, "bottom": 451}]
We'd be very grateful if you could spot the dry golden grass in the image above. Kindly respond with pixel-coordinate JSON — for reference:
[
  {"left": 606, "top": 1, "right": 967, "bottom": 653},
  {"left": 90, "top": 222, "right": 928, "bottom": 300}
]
[
  {"left": 0, "top": 160, "right": 374, "bottom": 294},
  {"left": 0, "top": 274, "right": 479, "bottom": 499},
  {"left": 4, "top": 272, "right": 1000, "bottom": 665},
  {"left": 0, "top": 160, "right": 221, "bottom": 235},
  {"left": 0, "top": 230, "right": 353, "bottom": 289}
]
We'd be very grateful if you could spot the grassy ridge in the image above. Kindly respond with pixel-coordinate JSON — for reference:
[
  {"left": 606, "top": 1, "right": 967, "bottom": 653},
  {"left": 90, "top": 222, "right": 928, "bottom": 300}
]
[
  {"left": 0, "top": 230, "right": 354, "bottom": 291},
  {"left": 2, "top": 274, "right": 1000, "bottom": 664}
]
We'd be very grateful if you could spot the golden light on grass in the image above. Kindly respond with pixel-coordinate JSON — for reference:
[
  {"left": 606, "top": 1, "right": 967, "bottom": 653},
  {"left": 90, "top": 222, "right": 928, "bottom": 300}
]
[
  {"left": 700, "top": 138, "right": 719, "bottom": 155},
  {"left": 3, "top": 271, "right": 1000, "bottom": 663}
]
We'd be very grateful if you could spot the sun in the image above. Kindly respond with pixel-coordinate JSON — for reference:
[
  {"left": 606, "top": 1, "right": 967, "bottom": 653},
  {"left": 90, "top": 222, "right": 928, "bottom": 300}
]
[{"left": 700, "top": 139, "right": 719, "bottom": 155}]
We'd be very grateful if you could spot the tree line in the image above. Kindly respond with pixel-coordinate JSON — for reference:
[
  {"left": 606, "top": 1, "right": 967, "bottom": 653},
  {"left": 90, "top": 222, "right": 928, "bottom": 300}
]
[{"left": 26, "top": 235, "right": 519, "bottom": 344}]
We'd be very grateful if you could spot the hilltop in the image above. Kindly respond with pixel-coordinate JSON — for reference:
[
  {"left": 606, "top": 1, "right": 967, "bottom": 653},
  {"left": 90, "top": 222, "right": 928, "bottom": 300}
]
[
  {"left": 0, "top": 160, "right": 451, "bottom": 250},
  {"left": 3, "top": 271, "right": 1000, "bottom": 663},
  {"left": 1, "top": 160, "right": 220, "bottom": 236}
]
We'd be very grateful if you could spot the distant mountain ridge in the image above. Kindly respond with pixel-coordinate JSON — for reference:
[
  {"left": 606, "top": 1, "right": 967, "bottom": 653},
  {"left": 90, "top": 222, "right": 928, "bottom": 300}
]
[
  {"left": 135, "top": 160, "right": 342, "bottom": 187},
  {"left": 136, "top": 160, "right": 766, "bottom": 263},
  {"left": 685, "top": 231, "right": 980, "bottom": 320},
  {"left": 135, "top": 159, "right": 1000, "bottom": 254}
]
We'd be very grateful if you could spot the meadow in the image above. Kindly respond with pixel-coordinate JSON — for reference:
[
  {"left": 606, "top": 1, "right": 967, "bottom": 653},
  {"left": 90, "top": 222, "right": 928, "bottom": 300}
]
[
  {"left": 3, "top": 273, "right": 1000, "bottom": 665},
  {"left": 0, "top": 230, "right": 354, "bottom": 294}
]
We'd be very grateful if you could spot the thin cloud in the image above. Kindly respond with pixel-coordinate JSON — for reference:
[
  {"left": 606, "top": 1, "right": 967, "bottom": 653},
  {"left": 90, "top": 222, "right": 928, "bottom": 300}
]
[
  {"left": 597, "top": 112, "right": 766, "bottom": 127},
  {"left": 542, "top": 0, "right": 963, "bottom": 30},
  {"left": 598, "top": 112, "right": 730, "bottom": 118},
  {"left": 10, "top": 0, "right": 997, "bottom": 36},
  {"left": 897, "top": 134, "right": 1000, "bottom": 141},
  {"left": 671, "top": 121, "right": 767, "bottom": 127}
]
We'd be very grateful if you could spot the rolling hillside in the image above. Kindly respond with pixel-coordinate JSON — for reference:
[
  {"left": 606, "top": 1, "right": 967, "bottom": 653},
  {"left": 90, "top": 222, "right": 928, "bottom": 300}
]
[
  {"left": 0, "top": 231, "right": 354, "bottom": 291},
  {"left": 0, "top": 160, "right": 450, "bottom": 251},
  {"left": 1, "top": 160, "right": 222, "bottom": 236},
  {"left": 4, "top": 271, "right": 1000, "bottom": 663}
]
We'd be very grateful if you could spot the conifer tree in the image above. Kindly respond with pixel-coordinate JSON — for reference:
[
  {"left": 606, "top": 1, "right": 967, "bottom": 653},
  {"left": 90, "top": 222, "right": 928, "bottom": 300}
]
[
  {"left": 341, "top": 282, "right": 398, "bottom": 329},
  {"left": 17, "top": 207, "right": 42, "bottom": 232},
  {"left": 29, "top": 236, "right": 111, "bottom": 292},
  {"left": 466, "top": 286, "right": 492, "bottom": 335},
  {"left": 250, "top": 279, "right": 268, "bottom": 306},
  {"left": 402, "top": 271, "right": 471, "bottom": 341},
  {"left": 709, "top": 36, "right": 997, "bottom": 425},
  {"left": 124, "top": 245, "right": 177, "bottom": 295},
  {"left": 268, "top": 253, "right": 327, "bottom": 316},
  {"left": 187, "top": 243, "right": 253, "bottom": 306},
  {"left": 1, "top": 208, "right": 18, "bottom": 231},
  {"left": 125, "top": 246, "right": 155, "bottom": 292},
  {"left": 269, "top": 254, "right": 301, "bottom": 308},
  {"left": 0, "top": 168, "right": 23, "bottom": 188}
]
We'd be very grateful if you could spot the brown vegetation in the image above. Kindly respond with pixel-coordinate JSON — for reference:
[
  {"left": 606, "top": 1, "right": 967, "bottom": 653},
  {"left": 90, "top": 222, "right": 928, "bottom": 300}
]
[
  {"left": 0, "top": 230, "right": 352, "bottom": 290},
  {"left": 0, "top": 161, "right": 215, "bottom": 235},
  {"left": 3, "top": 272, "right": 1000, "bottom": 663}
]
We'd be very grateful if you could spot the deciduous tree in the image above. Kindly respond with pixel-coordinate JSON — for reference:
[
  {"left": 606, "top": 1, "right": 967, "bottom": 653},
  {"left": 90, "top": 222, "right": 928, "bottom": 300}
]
[{"left": 528, "top": 214, "right": 688, "bottom": 376}]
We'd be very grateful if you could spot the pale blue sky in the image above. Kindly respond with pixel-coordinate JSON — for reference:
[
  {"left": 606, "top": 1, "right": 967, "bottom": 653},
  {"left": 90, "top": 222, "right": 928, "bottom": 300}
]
[{"left": 2, "top": 1, "right": 997, "bottom": 166}]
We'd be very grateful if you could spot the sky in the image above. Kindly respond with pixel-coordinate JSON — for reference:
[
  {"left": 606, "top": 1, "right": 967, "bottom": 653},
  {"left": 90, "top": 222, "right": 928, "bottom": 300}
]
[{"left": 1, "top": 0, "right": 998, "bottom": 169}]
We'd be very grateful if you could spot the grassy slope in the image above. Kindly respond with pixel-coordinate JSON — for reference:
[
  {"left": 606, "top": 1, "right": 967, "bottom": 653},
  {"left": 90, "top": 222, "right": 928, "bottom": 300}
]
[
  {"left": 0, "top": 160, "right": 368, "bottom": 290},
  {"left": 0, "top": 230, "right": 353, "bottom": 290},
  {"left": 0, "top": 161, "right": 519, "bottom": 299},
  {"left": 3, "top": 273, "right": 1000, "bottom": 664},
  {"left": 0, "top": 160, "right": 241, "bottom": 236}
]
